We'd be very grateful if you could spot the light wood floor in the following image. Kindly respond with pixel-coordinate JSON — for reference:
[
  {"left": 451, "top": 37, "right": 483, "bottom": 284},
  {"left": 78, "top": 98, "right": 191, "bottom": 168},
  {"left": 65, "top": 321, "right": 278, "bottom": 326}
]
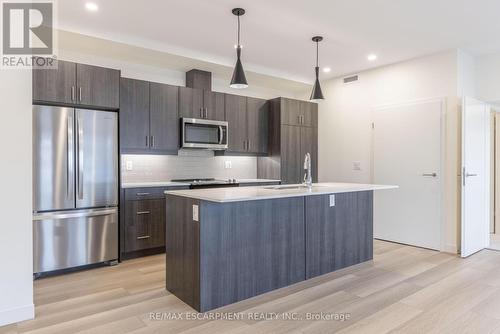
[{"left": 3, "top": 240, "right": 500, "bottom": 334}]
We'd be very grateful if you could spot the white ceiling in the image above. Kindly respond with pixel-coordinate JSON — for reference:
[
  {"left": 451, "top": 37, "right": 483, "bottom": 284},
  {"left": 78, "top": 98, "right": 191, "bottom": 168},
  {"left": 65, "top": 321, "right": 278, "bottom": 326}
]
[{"left": 58, "top": 0, "right": 500, "bottom": 84}]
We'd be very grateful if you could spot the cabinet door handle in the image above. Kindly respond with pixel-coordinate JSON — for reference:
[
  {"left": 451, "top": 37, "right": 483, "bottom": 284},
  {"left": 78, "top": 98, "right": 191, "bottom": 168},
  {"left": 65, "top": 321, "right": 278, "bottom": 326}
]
[
  {"left": 136, "top": 211, "right": 151, "bottom": 215},
  {"left": 200, "top": 108, "right": 203, "bottom": 118},
  {"left": 79, "top": 87, "right": 82, "bottom": 102},
  {"left": 205, "top": 108, "right": 208, "bottom": 119},
  {"left": 151, "top": 135, "right": 155, "bottom": 147},
  {"left": 247, "top": 140, "right": 250, "bottom": 151},
  {"left": 136, "top": 192, "right": 150, "bottom": 196},
  {"left": 146, "top": 135, "right": 149, "bottom": 147},
  {"left": 137, "top": 235, "right": 151, "bottom": 240},
  {"left": 71, "top": 86, "right": 75, "bottom": 101}
]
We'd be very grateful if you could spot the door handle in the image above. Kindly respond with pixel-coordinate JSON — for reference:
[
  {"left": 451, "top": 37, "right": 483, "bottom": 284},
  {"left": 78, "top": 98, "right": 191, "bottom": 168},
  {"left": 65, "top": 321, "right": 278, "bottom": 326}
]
[
  {"left": 151, "top": 135, "right": 155, "bottom": 148},
  {"left": 422, "top": 173, "right": 437, "bottom": 177},
  {"left": 136, "top": 211, "right": 151, "bottom": 215},
  {"left": 71, "top": 86, "right": 76, "bottom": 101},
  {"left": 79, "top": 87, "right": 82, "bottom": 102},
  {"left": 66, "top": 115, "right": 72, "bottom": 197},
  {"left": 465, "top": 173, "right": 478, "bottom": 177},
  {"left": 218, "top": 126, "right": 223, "bottom": 144},
  {"left": 136, "top": 192, "right": 150, "bottom": 196},
  {"left": 137, "top": 235, "right": 151, "bottom": 240},
  {"left": 77, "top": 116, "right": 84, "bottom": 200}
]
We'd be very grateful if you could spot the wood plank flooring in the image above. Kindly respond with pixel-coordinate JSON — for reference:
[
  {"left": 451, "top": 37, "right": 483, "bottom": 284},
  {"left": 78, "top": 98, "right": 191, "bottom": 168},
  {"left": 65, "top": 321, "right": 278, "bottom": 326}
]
[{"left": 2, "top": 240, "right": 500, "bottom": 334}]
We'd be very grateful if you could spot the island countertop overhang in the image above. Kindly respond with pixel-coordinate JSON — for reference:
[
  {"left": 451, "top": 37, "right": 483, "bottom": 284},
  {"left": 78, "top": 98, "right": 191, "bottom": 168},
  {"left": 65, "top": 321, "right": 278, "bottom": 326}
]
[{"left": 164, "top": 182, "right": 398, "bottom": 203}]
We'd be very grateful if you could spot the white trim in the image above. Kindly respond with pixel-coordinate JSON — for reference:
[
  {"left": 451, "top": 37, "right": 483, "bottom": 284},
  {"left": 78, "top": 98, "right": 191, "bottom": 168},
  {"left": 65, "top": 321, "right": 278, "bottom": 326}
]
[
  {"left": 371, "top": 97, "right": 447, "bottom": 252},
  {"left": 0, "top": 304, "right": 34, "bottom": 327}
]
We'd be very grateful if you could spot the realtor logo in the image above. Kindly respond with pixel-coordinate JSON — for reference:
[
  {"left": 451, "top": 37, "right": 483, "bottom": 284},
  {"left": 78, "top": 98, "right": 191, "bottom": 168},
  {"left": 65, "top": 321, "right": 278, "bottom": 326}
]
[{"left": 2, "top": 1, "right": 56, "bottom": 68}]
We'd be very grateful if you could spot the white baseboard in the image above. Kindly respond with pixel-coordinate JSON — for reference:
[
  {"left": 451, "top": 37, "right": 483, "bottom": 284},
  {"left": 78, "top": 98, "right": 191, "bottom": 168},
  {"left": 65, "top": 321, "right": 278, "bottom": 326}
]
[{"left": 0, "top": 304, "right": 34, "bottom": 327}]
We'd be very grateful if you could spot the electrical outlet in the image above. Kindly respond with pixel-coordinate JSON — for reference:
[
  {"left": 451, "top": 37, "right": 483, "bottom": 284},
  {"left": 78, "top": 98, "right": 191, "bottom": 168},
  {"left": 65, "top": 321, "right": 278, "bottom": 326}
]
[
  {"left": 353, "top": 161, "right": 361, "bottom": 171},
  {"left": 329, "top": 195, "right": 336, "bottom": 207},
  {"left": 224, "top": 161, "right": 232, "bottom": 169},
  {"left": 126, "top": 160, "right": 133, "bottom": 171},
  {"left": 192, "top": 205, "right": 199, "bottom": 222}
]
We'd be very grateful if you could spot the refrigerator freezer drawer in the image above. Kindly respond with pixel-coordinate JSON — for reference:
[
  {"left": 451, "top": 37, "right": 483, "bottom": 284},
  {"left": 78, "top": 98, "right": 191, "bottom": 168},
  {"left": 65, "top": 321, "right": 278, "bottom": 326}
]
[{"left": 33, "top": 208, "right": 118, "bottom": 274}]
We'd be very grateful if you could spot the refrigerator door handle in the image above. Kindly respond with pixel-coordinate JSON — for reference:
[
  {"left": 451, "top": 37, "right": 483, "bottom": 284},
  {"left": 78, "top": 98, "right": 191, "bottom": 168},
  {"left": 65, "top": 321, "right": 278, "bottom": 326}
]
[
  {"left": 77, "top": 115, "right": 84, "bottom": 200},
  {"left": 66, "top": 115, "right": 72, "bottom": 197},
  {"left": 33, "top": 208, "right": 118, "bottom": 220}
]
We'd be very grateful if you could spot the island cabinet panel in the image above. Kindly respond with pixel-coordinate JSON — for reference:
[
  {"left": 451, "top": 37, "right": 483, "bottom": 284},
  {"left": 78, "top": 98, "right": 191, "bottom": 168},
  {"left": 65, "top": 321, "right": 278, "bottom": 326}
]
[
  {"left": 165, "top": 196, "right": 200, "bottom": 310},
  {"left": 305, "top": 191, "right": 374, "bottom": 279}
]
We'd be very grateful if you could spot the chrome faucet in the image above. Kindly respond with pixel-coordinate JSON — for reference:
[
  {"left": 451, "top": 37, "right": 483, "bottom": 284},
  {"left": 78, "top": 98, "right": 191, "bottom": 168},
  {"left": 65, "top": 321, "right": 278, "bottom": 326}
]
[{"left": 303, "top": 153, "right": 312, "bottom": 187}]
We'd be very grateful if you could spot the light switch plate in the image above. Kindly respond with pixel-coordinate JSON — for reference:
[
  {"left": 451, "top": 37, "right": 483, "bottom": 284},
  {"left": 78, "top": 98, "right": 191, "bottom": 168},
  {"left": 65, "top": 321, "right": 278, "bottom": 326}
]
[
  {"left": 192, "top": 205, "right": 199, "bottom": 221},
  {"left": 353, "top": 161, "right": 361, "bottom": 171},
  {"left": 224, "top": 161, "right": 232, "bottom": 169},
  {"left": 329, "top": 194, "right": 335, "bottom": 207},
  {"left": 126, "top": 160, "right": 133, "bottom": 171}
]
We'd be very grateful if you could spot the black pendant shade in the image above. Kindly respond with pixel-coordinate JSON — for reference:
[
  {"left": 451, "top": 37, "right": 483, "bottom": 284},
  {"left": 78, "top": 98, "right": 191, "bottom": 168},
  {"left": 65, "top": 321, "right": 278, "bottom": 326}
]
[
  {"left": 230, "top": 8, "right": 248, "bottom": 89},
  {"left": 310, "top": 36, "right": 324, "bottom": 102},
  {"left": 231, "top": 46, "right": 248, "bottom": 88}
]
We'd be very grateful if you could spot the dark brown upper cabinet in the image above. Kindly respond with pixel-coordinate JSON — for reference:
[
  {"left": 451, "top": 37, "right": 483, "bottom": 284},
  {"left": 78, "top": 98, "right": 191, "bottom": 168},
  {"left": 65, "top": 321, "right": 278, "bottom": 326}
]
[
  {"left": 120, "top": 78, "right": 150, "bottom": 152},
  {"left": 257, "top": 97, "right": 318, "bottom": 184},
  {"left": 179, "top": 87, "right": 225, "bottom": 121},
  {"left": 33, "top": 59, "right": 120, "bottom": 110},
  {"left": 224, "top": 94, "right": 248, "bottom": 153},
  {"left": 150, "top": 82, "right": 179, "bottom": 153},
  {"left": 222, "top": 95, "right": 269, "bottom": 155},
  {"left": 76, "top": 63, "right": 120, "bottom": 109},
  {"left": 179, "top": 87, "right": 204, "bottom": 119},
  {"left": 246, "top": 97, "right": 269, "bottom": 155},
  {"left": 280, "top": 98, "right": 317, "bottom": 127},
  {"left": 33, "top": 59, "right": 76, "bottom": 104},
  {"left": 204, "top": 91, "right": 225, "bottom": 121},
  {"left": 120, "top": 78, "right": 179, "bottom": 155}
]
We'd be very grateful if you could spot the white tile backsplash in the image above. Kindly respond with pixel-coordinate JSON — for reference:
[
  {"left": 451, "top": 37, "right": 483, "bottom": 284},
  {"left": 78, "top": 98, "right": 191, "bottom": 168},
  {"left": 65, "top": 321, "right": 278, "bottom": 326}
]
[{"left": 121, "top": 150, "right": 257, "bottom": 183}]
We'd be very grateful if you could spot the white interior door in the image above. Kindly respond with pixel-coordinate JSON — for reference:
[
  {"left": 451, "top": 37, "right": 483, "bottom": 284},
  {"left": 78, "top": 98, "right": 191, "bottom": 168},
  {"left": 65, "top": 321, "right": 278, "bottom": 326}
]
[
  {"left": 373, "top": 100, "right": 443, "bottom": 250},
  {"left": 461, "top": 97, "right": 490, "bottom": 257}
]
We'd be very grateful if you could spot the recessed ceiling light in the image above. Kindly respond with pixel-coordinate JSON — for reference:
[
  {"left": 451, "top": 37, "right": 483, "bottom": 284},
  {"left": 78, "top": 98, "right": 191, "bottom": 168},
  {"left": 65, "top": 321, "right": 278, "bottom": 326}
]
[
  {"left": 367, "top": 54, "right": 377, "bottom": 61},
  {"left": 323, "top": 67, "right": 331, "bottom": 73},
  {"left": 85, "top": 2, "right": 98, "bottom": 12}
]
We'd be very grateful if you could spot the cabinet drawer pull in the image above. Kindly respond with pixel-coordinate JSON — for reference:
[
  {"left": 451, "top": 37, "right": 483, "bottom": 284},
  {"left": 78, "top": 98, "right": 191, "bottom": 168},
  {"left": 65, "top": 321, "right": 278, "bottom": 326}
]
[
  {"left": 136, "top": 211, "right": 151, "bottom": 215},
  {"left": 137, "top": 235, "right": 151, "bottom": 240},
  {"left": 136, "top": 192, "right": 150, "bottom": 196}
]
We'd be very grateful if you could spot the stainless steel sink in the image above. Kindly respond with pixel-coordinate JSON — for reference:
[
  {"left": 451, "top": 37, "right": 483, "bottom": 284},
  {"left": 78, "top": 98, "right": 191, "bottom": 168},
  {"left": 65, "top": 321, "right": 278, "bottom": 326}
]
[{"left": 263, "top": 185, "right": 312, "bottom": 190}]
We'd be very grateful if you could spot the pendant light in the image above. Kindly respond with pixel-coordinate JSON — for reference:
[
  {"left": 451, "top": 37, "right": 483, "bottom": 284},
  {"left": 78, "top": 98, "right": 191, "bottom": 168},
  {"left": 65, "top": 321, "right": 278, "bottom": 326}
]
[
  {"left": 310, "top": 36, "right": 324, "bottom": 101},
  {"left": 230, "top": 8, "right": 248, "bottom": 89}
]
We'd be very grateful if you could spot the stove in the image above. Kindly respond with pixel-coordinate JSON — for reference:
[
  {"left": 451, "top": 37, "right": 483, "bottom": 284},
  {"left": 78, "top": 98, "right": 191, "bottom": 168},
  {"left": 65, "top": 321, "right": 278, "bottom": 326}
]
[{"left": 171, "top": 178, "right": 240, "bottom": 189}]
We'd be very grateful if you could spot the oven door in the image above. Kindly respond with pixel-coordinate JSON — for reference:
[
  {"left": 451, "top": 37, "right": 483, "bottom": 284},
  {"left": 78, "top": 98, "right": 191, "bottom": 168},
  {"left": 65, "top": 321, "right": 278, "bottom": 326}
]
[{"left": 181, "top": 118, "right": 228, "bottom": 150}]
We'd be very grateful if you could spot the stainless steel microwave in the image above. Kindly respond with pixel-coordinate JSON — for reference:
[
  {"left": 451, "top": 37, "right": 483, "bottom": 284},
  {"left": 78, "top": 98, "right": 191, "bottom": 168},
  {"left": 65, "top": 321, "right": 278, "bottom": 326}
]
[{"left": 181, "top": 118, "right": 228, "bottom": 150}]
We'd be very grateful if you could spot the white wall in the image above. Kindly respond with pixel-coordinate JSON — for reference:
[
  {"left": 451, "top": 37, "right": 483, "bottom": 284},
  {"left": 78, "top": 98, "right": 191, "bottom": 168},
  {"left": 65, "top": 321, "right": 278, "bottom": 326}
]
[
  {"left": 0, "top": 70, "right": 34, "bottom": 325},
  {"left": 476, "top": 53, "right": 500, "bottom": 104},
  {"left": 316, "top": 50, "right": 460, "bottom": 253}
]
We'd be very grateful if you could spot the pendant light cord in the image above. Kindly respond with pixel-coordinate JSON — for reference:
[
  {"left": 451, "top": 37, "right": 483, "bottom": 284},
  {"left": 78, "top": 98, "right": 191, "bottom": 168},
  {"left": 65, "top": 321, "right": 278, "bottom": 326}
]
[
  {"left": 237, "top": 15, "right": 241, "bottom": 47},
  {"left": 316, "top": 41, "right": 319, "bottom": 67}
]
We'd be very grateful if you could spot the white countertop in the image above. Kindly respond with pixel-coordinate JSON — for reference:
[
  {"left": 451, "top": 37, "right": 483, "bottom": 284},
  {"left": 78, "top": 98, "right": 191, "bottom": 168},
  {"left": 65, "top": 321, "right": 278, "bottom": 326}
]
[
  {"left": 122, "top": 181, "right": 190, "bottom": 188},
  {"left": 165, "top": 182, "right": 398, "bottom": 203},
  {"left": 121, "top": 179, "right": 280, "bottom": 189}
]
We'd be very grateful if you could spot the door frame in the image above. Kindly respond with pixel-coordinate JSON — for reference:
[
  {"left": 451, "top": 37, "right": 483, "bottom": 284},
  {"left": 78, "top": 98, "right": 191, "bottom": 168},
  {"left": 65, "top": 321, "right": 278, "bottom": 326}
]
[
  {"left": 460, "top": 97, "right": 491, "bottom": 257},
  {"left": 370, "top": 97, "right": 447, "bottom": 251}
]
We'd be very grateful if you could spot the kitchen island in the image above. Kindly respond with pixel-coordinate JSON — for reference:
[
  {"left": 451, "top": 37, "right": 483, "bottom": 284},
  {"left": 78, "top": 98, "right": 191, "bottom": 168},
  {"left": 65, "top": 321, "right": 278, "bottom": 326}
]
[{"left": 165, "top": 183, "right": 396, "bottom": 312}]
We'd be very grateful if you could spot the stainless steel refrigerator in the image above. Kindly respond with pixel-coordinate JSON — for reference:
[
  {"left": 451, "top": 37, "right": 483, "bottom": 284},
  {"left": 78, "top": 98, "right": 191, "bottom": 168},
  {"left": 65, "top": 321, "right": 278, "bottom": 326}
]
[{"left": 33, "top": 105, "right": 118, "bottom": 275}]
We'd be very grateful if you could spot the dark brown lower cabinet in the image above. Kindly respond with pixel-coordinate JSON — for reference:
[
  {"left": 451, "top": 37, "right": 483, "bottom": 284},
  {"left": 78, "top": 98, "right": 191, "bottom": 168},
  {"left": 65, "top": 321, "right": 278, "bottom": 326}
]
[
  {"left": 124, "top": 198, "right": 165, "bottom": 252},
  {"left": 305, "top": 191, "right": 374, "bottom": 279}
]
